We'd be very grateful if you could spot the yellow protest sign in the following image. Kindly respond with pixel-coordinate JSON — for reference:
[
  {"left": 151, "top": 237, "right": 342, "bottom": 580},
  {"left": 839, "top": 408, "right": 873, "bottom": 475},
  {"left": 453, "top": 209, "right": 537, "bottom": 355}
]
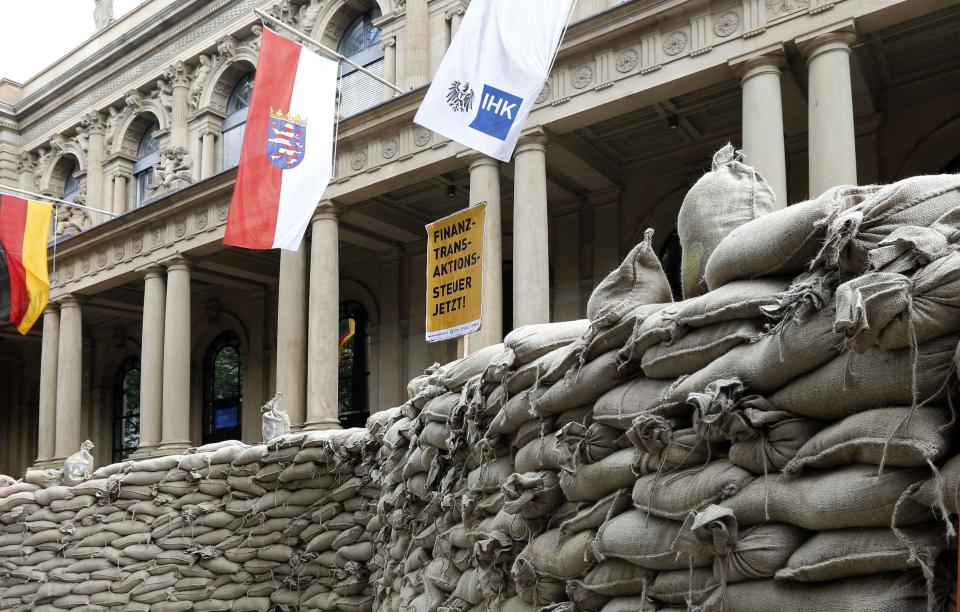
[{"left": 425, "top": 203, "right": 485, "bottom": 342}]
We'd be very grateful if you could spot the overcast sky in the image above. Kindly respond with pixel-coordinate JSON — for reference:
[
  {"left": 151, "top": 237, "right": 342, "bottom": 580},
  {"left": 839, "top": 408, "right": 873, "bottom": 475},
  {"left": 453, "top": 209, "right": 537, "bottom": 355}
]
[{"left": 0, "top": 0, "right": 144, "bottom": 84}]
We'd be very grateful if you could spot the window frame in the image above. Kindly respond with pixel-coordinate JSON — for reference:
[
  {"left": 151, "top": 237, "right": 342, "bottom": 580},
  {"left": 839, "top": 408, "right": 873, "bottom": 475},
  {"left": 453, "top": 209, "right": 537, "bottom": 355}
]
[
  {"left": 113, "top": 356, "right": 141, "bottom": 463},
  {"left": 133, "top": 121, "right": 161, "bottom": 209},
  {"left": 337, "top": 300, "right": 370, "bottom": 428},
  {"left": 202, "top": 331, "right": 244, "bottom": 445}
]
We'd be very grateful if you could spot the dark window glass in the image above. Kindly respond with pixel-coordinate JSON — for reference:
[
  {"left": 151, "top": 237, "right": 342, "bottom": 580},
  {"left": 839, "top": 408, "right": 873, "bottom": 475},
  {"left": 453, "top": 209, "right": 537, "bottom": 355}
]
[
  {"left": 113, "top": 357, "right": 141, "bottom": 463},
  {"left": 63, "top": 161, "right": 81, "bottom": 203},
  {"left": 203, "top": 331, "right": 243, "bottom": 444},
  {"left": 226, "top": 72, "right": 255, "bottom": 116},
  {"left": 134, "top": 120, "right": 160, "bottom": 208},
  {"left": 337, "top": 8, "right": 382, "bottom": 59},
  {"left": 659, "top": 229, "right": 683, "bottom": 301},
  {"left": 338, "top": 300, "right": 369, "bottom": 428}
]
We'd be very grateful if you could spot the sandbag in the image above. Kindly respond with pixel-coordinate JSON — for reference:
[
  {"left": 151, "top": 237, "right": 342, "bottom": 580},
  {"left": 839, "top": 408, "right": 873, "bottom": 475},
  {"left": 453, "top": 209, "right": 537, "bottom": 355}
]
[
  {"left": 559, "top": 448, "right": 636, "bottom": 502},
  {"left": 594, "top": 509, "right": 712, "bottom": 570},
  {"left": 783, "top": 406, "right": 950, "bottom": 476},
  {"left": 515, "top": 529, "right": 594, "bottom": 580},
  {"left": 776, "top": 524, "right": 945, "bottom": 582},
  {"left": 768, "top": 333, "right": 958, "bottom": 419},
  {"left": 593, "top": 376, "right": 679, "bottom": 430},
  {"left": 632, "top": 459, "right": 753, "bottom": 521},
  {"left": 721, "top": 464, "right": 932, "bottom": 529},
  {"left": 641, "top": 319, "right": 764, "bottom": 379},
  {"left": 587, "top": 228, "right": 672, "bottom": 325},
  {"left": 704, "top": 184, "right": 878, "bottom": 289}
]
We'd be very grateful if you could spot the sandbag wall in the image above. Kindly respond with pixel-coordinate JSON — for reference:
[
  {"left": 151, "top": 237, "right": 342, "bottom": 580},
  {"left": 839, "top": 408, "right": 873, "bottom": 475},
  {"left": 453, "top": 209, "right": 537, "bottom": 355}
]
[
  {"left": 369, "top": 168, "right": 960, "bottom": 611},
  {"left": 0, "top": 430, "right": 376, "bottom": 611}
]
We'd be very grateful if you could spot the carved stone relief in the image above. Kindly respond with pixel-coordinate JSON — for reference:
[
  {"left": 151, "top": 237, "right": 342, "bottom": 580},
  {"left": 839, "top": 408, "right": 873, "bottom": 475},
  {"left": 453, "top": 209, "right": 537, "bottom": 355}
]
[
  {"left": 616, "top": 49, "right": 639, "bottom": 73},
  {"left": 713, "top": 11, "right": 741, "bottom": 36},
  {"left": 351, "top": 150, "right": 367, "bottom": 171},
  {"left": 765, "top": 0, "right": 810, "bottom": 16},
  {"left": 572, "top": 65, "right": 594, "bottom": 89},
  {"left": 381, "top": 139, "right": 398, "bottom": 160},
  {"left": 663, "top": 31, "right": 688, "bottom": 56},
  {"left": 414, "top": 129, "right": 431, "bottom": 147},
  {"left": 535, "top": 82, "right": 551, "bottom": 104}
]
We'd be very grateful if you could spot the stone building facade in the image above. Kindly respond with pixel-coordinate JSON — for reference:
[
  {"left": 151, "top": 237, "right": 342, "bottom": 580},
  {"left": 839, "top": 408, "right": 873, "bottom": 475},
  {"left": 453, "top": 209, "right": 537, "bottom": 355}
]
[{"left": 1, "top": 0, "right": 959, "bottom": 475}]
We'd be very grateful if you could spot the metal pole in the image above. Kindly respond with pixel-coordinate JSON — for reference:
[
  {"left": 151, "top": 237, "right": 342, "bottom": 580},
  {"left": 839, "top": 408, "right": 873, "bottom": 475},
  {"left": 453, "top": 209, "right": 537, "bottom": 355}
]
[
  {"left": 0, "top": 185, "right": 118, "bottom": 217},
  {"left": 253, "top": 9, "right": 408, "bottom": 96}
]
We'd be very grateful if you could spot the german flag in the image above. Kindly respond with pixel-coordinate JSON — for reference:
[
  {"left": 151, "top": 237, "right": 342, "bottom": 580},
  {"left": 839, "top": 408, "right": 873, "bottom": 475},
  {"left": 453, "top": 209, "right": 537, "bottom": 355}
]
[{"left": 0, "top": 195, "right": 52, "bottom": 335}]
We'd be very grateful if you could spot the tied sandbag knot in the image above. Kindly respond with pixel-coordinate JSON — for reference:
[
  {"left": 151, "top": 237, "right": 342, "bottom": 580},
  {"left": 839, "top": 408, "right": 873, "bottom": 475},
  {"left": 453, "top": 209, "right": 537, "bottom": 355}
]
[
  {"left": 689, "top": 379, "right": 746, "bottom": 443},
  {"left": 761, "top": 272, "right": 835, "bottom": 326},
  {"left": 812, "top": 208, "right": 865, "bottom": 270},
  {"left": 626, "top": 413, "right": 673, "bottom": 455},
  {"left": 833, "top": 272, "right": 912, "bottom": 354},
  {"left": 867, "top": 225, "right": 951, "bottom": 274}
]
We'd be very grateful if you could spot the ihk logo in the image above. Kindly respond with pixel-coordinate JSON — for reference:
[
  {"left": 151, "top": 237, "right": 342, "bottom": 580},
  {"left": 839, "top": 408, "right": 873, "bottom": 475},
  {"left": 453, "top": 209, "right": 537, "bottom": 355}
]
[{"left": 468, "top": 85, "right": 523, "bottom": 141}]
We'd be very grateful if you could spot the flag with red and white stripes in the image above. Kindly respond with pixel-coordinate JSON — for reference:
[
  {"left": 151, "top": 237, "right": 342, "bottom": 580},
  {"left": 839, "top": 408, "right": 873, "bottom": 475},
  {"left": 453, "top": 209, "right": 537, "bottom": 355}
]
[{"left": 224, "top": 27, "right": 338, "bottom": 251}]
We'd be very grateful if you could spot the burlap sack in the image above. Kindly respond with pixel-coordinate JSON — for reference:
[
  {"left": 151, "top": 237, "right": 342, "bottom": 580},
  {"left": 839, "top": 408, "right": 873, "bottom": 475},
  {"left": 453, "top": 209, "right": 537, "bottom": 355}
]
[
  {"left": 514, "top": 434, "right": 563, "bottom": 473},
  {"left": 724, "top": 404, "right": 824, "bottom": 475},
  {"left": 631, "top": 459, "right": 753, "bottom": 521},
  {"left": 814, "top": 174, "right": 960, "bottom": 273},
  {"left": 593, "top": 377, "right": 680, "bottom": 430},
  {"left": 678, "top": 144, "right": 776, "bottom": 298},
  {"left": 650, "top": 568, "right": 718, "bottom": 605},
  {"left": 534, "top": 350, "right": 641, "bottom": 416},
  {"left": 834, "top": 251, "right": 960, "bottom": 353},
  {"left": 430, "top": 344, "right": 504, "bottom": 391},
  {"left": 598, "top": 596, "right": 658, "bottom": 611},
  {"left": 704, "top": 184, "right": 879, "bottom": 290},
  {"left": 699, "top": 571, "right": 928, "bottom": 612},
  {"left": 721, "top": 464, "right": 932, "bottom": 529},
  {"left": 783, "top": 406, "right": 950, "bottom": 476},
  {"left": 768, "top": 333, "right": 958, "bottom": 419},
  {"left": 568, "top": 560, "right": 656, "bottom": 598},
  {"left": 641, "top": 319, "right": 764, "bottom": 379},
  {"left": 504, "top": 320, "right": 591, "bottom": 366},
  {"left": 515, "top": 529, "right": 594, "bottom": 580},
  {"left": 587, "top": 228, "right": 672, "bottom": 325},
  {"left": 664, "top": 301, "right": 842, "bottom": 403},
  {"left": 593, "top": 509, "right": 712, "bottom": 570},
  {"left": 559, "top": 448, "right": 636, "bottom": 502},
  {"left": 776, "top": 524, "right": 945, "bottom": 582}
]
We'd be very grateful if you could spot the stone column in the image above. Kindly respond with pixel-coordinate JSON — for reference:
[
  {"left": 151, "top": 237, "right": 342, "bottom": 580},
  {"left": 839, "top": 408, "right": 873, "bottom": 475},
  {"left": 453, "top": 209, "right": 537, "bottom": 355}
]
[
  {"left": 137, "top": 265, "right": 165, "bottom": 456},
  {"left": 36, "top": 304, "right": 59, "bottom": 465},
  {"left": 378, "top": 252, "right": 403, "bottom": 408},
  {"left": 200, "top": 129, "right": 217, "bottom": 179},
  {"left": 513, "top": 129, "right": 551, "bottom": 328},
  {"left": 404, "top": 0, "right": 429, "bottom": 89},
  {"left": 277, "top": 244, "right": 308, "bottom": 428},
  {"left": 799, "top": 27, "right": 858, "bottom": 196},
  {"left": 82, "top": 111, "right": 107, "bottom": 217},
  {"left": 381, "top": 37, "right": 397, "bottom": 100},
  {"left": 590, "top": 188, "right": 620, "bottom": 287},
  {"left": 166, "top": 62, "right": 191, "bottom": 150},
  {"left": 54, "top": 296, "right": 82, "bottom": 460},
  {"left": 159, "top": 257, "right": 192, "bottom": 452},
  {"left": 112, "top": 175, "right": 127, "bottom": 215},
  {"left": 464, "top": 154, "right": 503, "bottom": 352},
  {"left": 734, "top": 47, "right": 788, "bottom": 208},
  {"left": 306, "top": 203, "right": 341, "bottom": 430}
]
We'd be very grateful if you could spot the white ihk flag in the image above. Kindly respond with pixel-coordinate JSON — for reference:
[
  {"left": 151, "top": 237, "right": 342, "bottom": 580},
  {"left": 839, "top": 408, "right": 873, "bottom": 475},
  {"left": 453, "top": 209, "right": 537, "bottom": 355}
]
[{"left": 414, "top": 0, "right": 574, "bottom": 163}]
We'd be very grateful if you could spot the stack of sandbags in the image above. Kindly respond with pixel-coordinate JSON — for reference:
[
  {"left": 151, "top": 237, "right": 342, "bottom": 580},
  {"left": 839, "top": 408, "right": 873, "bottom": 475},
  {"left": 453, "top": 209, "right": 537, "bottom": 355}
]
[
  {"left": 588, "top": 170, "right": 960, "bottom": 610},
  {"left": 0, "top": 431, "right": 378, "bottom": 612}
]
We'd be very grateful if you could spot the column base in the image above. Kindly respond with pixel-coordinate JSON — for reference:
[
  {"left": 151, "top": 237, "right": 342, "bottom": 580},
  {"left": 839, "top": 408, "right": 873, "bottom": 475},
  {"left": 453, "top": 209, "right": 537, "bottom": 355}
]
[
  {"left": 32, "top": 457, "right": 59, "bottom": 470},
  {"left": 129, "top": 445, "right": 163, "bottom": 460},
  {"left": 303, "top": 419, "right": 341, "bottom": 431},
  {"left": 156, "top": 440, "right": 193, "bottom": 455}
]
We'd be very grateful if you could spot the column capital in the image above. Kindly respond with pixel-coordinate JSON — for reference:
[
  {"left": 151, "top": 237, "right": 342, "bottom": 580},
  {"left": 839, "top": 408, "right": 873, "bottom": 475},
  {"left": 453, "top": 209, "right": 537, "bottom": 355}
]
[
  {"left": 164, "top": 60, "right": 192, "bottom": 89},
  {"left": 459, "top": 152, "right": 500, "bottom": 171},
  {"left": 56, "top": 294, "right": 82, "bottom": 309},
  {"left": 515, "top": 127, "right": 550, "bottom": 154},
  {"left": 796, "top": 21, "right": 856, "bottom": 61},
  {"left": 729, "top": 43, "right": 786, "bottom": 82},
  {"left": 199, "top": 127, "right": 218, "bottom": 138},
  {"left": 43, "top": 302, "right": 60, "bottom": 316},
  {"left": 160, "top": 255, "right": 191, "bottom": 272},
  {"left": 313, "top": 201, "right": 341, "bottom": 222},
  {"left": 379, "top": 35, "right": 396, "bottom": 50},
  {"left": 445, "top": 3, "right": 466, "bottom": 20},
  {"left": 138, "top": 263, "right": 166, "bottom": 279}
]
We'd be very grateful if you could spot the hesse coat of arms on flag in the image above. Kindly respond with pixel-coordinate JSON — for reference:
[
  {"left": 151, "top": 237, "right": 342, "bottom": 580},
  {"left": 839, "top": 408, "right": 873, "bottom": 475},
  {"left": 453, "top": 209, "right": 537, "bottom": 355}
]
[{"left": 266, "top": 108, "right": 307, "bottom": 170}]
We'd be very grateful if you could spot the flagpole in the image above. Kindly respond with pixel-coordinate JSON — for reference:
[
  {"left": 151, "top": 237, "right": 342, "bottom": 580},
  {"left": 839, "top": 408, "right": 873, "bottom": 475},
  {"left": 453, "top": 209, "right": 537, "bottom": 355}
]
[
  {"left": 253, "top": 9, "right": 408, "bottom": 96},
  {"left": 0, "top": 185, "right": 118, "bottom": 218}
]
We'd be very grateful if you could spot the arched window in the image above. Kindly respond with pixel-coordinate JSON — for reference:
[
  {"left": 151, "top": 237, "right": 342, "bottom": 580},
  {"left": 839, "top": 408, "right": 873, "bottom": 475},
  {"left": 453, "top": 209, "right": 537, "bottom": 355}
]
[
  {"left": 203, "top": 331, "right": 243, "bottom": 444},
  {"left": 222, "top": 71, "right": 255, "bottom": 171},
  {"left": 659, "top": 229, "right": 683, "bottom": 301},
  {"left": 62, "top": 161, "right": 81, "bottom": 203},
  {"left": 337, "top": 8, "right": 384, "bottom": 117},
  {"left": 113, "top": 357, "right": 141, "bottom": 463},
  {"left": 338, "top": 301, "right": 369, "bottom": 428},
  {"left": 133, "top": 121, "right": 160, "bottom": 209}
]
